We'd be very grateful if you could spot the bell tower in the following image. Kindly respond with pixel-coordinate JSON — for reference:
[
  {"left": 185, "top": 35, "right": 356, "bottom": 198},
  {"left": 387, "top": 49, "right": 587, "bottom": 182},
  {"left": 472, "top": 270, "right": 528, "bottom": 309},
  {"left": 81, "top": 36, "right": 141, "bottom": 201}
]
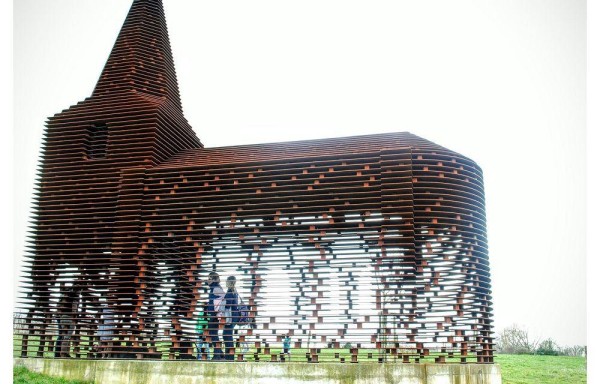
[{"left": 21, "top": 0, "right": 201, "bottom": 357}]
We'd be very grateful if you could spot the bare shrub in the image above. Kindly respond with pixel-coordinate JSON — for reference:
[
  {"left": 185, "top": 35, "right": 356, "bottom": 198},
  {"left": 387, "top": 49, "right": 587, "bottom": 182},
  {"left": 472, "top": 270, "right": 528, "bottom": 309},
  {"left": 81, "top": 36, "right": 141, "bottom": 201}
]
[
  {"left": 561, "top": 345, "right": 586, "bottom": 357},
  {"left": 496, "top": 324, "right": 539, "bottom": 354},
  {"left": 496, "top": 324, "right": 587, "bottom": 356}
]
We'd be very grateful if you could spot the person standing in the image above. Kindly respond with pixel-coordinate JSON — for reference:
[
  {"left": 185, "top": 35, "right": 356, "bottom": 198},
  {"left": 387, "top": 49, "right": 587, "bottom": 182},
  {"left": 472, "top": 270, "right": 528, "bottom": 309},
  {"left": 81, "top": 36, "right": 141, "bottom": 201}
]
[
  {"left": 207, "top": 271, "right": 225, "bottom": 360},
  {"left": 96, "top": 304, "right": 115, "bottom": 358},
  {"left": 55, "top": 285, "right": 80, "bottom": 358},
  {"left": 283, "top": 333, "right": 291, "bottom": 358},
  {"left": 195, "top": 302, "right": 209, "bottom": 360},
  {"left": 223, "top": 276, "right": 240, "bottom": 361}
]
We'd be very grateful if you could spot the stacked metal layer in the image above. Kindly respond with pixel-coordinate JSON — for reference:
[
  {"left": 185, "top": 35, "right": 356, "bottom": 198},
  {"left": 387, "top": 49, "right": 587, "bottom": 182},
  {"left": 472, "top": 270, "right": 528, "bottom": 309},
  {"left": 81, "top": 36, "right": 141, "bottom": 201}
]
[{"left": 16, "top": 0, "right": 494, "bottom": 364}]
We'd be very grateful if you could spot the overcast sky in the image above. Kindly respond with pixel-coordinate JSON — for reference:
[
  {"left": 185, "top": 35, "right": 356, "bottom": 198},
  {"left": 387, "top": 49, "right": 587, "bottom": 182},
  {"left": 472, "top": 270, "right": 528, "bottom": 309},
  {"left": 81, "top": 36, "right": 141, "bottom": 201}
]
[{"left": 13, "top": 0, "right": 586, "bottom": 347}]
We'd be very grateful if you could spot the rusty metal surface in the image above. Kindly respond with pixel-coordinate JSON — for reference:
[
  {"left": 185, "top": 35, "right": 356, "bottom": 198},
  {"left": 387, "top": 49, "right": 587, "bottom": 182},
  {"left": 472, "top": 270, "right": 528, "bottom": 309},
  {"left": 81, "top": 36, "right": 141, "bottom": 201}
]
[{"left": 16, "top": 0, "right": 494, "bottom": 364}]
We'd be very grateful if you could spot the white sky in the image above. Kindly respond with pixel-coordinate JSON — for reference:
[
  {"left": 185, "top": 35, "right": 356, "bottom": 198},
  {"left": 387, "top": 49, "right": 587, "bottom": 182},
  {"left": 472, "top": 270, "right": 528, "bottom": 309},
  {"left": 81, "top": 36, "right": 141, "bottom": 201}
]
[{"left": 12, "top": 0, "right": 587, "bottom": 347}]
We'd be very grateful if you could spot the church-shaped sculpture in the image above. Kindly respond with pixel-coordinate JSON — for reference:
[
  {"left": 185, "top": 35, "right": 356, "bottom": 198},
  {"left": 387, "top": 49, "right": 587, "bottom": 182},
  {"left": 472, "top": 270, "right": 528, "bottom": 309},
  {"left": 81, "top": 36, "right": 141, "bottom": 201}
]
[{"left": 18, "top": 0, "right": 494, "bottom": 363}]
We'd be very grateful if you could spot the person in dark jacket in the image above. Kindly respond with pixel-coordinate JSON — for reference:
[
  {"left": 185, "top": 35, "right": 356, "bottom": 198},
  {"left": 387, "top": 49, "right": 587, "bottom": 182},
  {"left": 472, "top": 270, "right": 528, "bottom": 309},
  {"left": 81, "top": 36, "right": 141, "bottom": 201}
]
[
  {"left": 54, "top": 284, "right": 80, "bottom": 358},
  {"left": 223, "top": 276, "right": 240, "bottom": 361},
  {"left": 207, "top": 271, "right": 225, "bottom": 360}
]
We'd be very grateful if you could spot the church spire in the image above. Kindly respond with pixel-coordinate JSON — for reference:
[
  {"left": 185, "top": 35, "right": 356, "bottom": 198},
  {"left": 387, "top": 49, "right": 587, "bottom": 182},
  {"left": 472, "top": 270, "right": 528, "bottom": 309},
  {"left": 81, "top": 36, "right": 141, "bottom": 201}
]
[{"left": 92, "top": 0, "right": 182, "bottom": 108}]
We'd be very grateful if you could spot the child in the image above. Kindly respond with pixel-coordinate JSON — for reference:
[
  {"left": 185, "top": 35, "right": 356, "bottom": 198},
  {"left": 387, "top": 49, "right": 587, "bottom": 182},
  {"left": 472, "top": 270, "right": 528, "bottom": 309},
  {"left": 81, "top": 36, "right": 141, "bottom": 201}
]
[
  {"left": 195, "top": 303, "right": 210, "bottom": 360},
  {"left": 283, "top": 333, "right": 291, "bottom": 356}
]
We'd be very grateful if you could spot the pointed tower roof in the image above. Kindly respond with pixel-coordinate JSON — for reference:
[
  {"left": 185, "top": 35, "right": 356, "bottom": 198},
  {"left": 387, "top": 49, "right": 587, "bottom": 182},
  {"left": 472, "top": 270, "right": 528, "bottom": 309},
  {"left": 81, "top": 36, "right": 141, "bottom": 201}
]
[{"left": 92, "top": 0, "right": 183, "bottom": 108}]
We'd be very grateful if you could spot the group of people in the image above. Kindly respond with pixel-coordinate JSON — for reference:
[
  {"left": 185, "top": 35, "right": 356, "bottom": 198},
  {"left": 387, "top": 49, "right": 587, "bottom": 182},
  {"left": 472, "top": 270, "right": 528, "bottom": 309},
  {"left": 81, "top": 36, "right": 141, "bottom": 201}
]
[
  {"left": 198, "top": 271, "right": 292, "bottom": 362},
  {"left": 52, "top": 271, "right": 250, "bottom": 361},
  {"left": 197, "top": 271, "right": 246, "bottom": 361},
  {"left": 53, "top": 281, "right": 115, "bottom": 358}
]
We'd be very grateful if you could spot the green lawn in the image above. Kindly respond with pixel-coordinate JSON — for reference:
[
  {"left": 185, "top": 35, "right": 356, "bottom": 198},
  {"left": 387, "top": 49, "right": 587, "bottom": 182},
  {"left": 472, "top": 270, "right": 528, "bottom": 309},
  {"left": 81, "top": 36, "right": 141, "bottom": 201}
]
[
  {"left": 495, "top": 354, "right": 587, "bottom": 384},
  {"left": 14, "top": 333, "right": 481, "bottom": 363},
  {"left": 13, "top": 366, "right": 93, "bottom": 384}
]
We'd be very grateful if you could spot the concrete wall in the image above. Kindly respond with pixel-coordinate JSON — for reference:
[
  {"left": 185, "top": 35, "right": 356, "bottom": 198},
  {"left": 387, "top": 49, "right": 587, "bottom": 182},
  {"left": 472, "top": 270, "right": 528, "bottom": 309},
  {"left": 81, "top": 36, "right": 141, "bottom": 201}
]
[{"left": 14, "top": 358, "right": 502, "bottom": 384}]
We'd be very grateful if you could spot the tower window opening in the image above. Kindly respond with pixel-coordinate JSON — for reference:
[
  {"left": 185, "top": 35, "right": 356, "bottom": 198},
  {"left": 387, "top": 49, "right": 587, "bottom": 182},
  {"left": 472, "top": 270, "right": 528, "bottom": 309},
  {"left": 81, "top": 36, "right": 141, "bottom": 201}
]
[{"left": 86, "top": 123, "right": 108, "bottom": 159}]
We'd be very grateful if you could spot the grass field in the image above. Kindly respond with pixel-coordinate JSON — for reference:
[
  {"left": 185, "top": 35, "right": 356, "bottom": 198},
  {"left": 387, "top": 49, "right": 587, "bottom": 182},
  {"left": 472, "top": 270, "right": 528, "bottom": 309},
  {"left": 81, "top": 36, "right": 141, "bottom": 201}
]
[
  {"left": 13, "top": 366, "right": 93, "bottom": 384},
  {"left": 13, "top": 333, "right": 481, "bottom": 363},
  {"left": 495, "top": 354, "right": 587, "bottom": 384}
]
